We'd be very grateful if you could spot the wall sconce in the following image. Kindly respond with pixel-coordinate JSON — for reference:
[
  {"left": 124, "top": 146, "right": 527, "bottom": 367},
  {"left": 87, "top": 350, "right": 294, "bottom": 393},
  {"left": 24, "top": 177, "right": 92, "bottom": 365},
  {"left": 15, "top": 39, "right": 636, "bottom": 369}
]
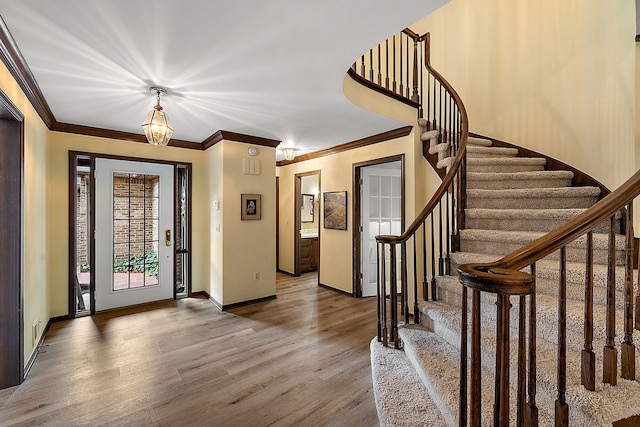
[
  {"left": 282, "top": 147, "right": 296, "bottom": 161},
  {"left": 142, "top": 87, "right": 174, "bottom": 146}
]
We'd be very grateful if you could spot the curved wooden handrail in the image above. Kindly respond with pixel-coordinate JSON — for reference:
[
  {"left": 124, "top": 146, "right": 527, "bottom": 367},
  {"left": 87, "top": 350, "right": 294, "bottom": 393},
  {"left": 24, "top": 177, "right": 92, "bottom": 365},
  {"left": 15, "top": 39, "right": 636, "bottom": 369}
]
[
  {"left": 459, "top": 168, "right": 640, "bottom": 292},
  {"left": 377, "top": 32, "right": 469, "bottom": 246}
]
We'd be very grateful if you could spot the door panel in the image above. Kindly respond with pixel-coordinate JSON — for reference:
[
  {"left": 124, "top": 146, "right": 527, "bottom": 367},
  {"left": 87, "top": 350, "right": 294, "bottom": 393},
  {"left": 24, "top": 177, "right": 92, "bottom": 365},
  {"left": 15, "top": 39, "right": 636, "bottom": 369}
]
[
  {"left": 0, "top": 118, "right": 22, "bottom": 389},
  {"left": 95, "top": 159, "right": 173, "bottom": 311},
  {"left": 361, "top": 163, "right": 402, "bottom": 297}
]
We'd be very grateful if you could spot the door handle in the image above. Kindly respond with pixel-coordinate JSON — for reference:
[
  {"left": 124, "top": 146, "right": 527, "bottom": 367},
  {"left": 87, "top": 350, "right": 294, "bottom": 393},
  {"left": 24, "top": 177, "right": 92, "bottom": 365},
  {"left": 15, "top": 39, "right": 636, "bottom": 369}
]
[{"left": 165, "top": 229, "right": 172, "bottom": 246}]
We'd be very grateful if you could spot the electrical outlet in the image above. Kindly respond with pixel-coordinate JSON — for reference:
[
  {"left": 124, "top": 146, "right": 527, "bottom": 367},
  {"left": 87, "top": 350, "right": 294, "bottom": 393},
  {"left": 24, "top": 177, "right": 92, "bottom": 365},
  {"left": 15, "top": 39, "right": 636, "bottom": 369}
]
[
  {"left": 32, "top": 320, "right": 40, "bottom": 346},
  {"left": 254, "top": 272, "right": 260, "bottom": 281}
]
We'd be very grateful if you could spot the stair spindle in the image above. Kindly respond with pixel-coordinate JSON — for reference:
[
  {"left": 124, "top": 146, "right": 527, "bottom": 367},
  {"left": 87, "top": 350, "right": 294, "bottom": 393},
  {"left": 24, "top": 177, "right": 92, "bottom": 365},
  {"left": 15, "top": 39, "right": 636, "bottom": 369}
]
[
  {"left": 603, "top": 216, "right": 618, "bottom": 385},
  {"left": 556, "top": 247, "right": 569, "bottom": 426},
  {"left": 399, "top": 35, "right": 403, "bottom": 97},
  {"left": 392, "top": 35, "right": 396, "bottom": 93},
  {"left": 528, "top": 263, "right": 539, "bottom": 426},
  {"left": 389, "top": 243, "right": 399, "bottom": 348},
  {"left": 622, "top": 204, "right": 636, "bottom": 380},
  {"left": 430, "top": 214, "right": 437, "bottom": 300},
  {"left": 495, "top": 294, "right": 511, "bottom": 425},
  {"left": 401, "top": 242, "right": 409, "bottom": 324},
  {"left": 380, "top": 242, "right": 388, "bottom": 347},
  {"left": 470, "top": 289, "right": 481, "bottom": 425},
  {"left": 369, "top": 49, "right": 374, "bottom": 82},
  {"left": 637, "top": 237, "right": 640, "bottom": 331},
  {"left": 422, "top": 222, "right": 427, "bottom": 300},
  {"left": 581, "top": 231, "right": 596, "bottom": 390},
  {"left": 517, "top": 295, "right": 526, "bottom": 427},
  {"left": 438, "top": 202, "right": 444, "bottom": 276},
  {"left": 413, "top": 235, "right": 419, "bottom": 323},
  {"left": 411, "top": 38, "right": 419, "bottom": 103}
]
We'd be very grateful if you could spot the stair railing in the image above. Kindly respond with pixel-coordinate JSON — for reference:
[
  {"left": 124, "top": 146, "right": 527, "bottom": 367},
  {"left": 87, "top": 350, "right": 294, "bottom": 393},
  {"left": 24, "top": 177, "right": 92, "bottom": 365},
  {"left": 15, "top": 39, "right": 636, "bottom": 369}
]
[
  {"left": 458, "top": 169, "right": 640, "bottom": 426},
  {"left": 367, "top": 32, "right": 469, "bottom": 349}
]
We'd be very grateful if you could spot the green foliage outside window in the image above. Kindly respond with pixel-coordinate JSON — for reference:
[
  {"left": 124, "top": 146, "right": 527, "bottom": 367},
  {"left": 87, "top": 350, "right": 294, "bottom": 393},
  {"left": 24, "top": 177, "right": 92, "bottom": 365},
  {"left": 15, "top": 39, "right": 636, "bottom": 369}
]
[{"left": 113, "top": 248, "right": 158, "bottom": 277}]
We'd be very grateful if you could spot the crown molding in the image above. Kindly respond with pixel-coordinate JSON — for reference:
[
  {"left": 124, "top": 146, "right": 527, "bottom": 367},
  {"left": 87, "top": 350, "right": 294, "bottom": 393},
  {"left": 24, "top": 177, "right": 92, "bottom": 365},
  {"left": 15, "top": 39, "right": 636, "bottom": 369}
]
[
  {"left": 0, "top": 17, "right": 55, "bottom": 128},
  {"left": 276, "top": 125, "right": 413, "bottom": 166},
  {"left": 202, "top": 130, "right": 281, "bottom": 150}
]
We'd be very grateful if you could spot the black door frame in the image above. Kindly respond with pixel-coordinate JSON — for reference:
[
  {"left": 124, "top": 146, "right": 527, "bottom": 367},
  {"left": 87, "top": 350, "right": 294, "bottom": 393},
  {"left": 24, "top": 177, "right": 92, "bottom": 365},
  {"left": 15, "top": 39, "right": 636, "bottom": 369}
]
[
  {"left": 69, "top": 151, "right": 192, "bottom": 317},
  {"left": 0, "top": 89, "right": 24, "bottom": 389}
]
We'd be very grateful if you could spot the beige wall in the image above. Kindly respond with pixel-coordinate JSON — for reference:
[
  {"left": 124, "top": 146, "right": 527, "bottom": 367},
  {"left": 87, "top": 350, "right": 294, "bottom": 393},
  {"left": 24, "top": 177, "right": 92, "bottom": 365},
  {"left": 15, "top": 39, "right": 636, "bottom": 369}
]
[
  {"left": 217, "top": 141, "right": 277, "bottom": 306},
  {"left": 411, "top": 0, "right": 637, "bottom": 191},
  {"left": 0, "top": 61, "right": 51, "bottom": 366}
]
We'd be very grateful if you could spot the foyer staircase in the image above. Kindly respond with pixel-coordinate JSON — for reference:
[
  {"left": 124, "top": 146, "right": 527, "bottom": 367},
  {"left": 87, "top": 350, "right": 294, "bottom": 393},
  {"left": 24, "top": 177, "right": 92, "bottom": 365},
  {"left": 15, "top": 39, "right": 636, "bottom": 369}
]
[
  {"left": 371, "top": 134, "right": 640, "bottom": 426},
  {"left": 350, "top": 27, "right": 640, "bottom": 426}
]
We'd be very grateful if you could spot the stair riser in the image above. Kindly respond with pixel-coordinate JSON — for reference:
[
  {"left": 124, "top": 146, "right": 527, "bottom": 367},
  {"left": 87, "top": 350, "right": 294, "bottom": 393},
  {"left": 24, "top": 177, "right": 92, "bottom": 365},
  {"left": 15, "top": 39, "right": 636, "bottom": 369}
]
[
  {"left": 467, "top": 152, "right": 517, "bottom": 159},
  {"left": 467, "top": 164, "right": 545, "bottom": 173},
  {"left": 467, "top": 177, "right": 573, "bottom": 190},
  {"left": 459, "top": 240, "right": 625, "bottom": 266},
  {"left": 464, "top": 217, "right": 615, "bottom": 234},
  {"left": 467, "top": 195, "right": 599, "bottom": 209}
]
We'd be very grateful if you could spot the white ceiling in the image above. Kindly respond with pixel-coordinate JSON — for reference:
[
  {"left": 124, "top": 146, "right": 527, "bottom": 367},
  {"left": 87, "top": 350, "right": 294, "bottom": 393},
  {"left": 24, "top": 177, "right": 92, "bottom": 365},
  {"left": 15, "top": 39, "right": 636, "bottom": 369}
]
[{"left": 0, "top": 0, "right": 448, "bottom": 158}]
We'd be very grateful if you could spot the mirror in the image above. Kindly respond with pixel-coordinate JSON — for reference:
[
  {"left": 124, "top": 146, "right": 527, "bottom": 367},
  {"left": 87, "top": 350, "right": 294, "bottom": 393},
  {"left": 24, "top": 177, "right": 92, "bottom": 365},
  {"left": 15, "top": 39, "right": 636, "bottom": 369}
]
[{"left": 301, "top": 194, "right": 314, "bottom": 223}]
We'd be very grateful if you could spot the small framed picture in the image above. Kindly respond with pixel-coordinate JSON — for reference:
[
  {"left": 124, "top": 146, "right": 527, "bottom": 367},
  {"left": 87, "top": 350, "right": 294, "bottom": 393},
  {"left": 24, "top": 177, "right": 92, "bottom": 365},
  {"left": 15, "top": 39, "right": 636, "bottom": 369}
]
[{"left": 241, "top": 194, "right": 261, "bottom": 220}]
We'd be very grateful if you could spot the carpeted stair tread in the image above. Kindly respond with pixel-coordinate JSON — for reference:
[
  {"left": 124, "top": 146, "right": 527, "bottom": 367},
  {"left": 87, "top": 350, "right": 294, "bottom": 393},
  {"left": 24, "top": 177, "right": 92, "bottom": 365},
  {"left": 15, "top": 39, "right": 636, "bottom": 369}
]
[
  {"left": 428, "top": 142, "right": 450, "bottom": 155},
  {"left": 467, "top": 186, "right": 601, "bottom": 209},
  {"left": 467, "top": 145, "right": 519, "bottom": 158},
  {"left": 467, "top": 136, "right": 493, "bottom": 147},
  {"left": 464, "top": 208, "right": 615, "bottom": 233},
  {"left": 420, "top": 129, "right": 439, "bottom": 142},
  {"left": 398, "top": 326, "right": 513, "bottom": 426},
  {"left": 467, "top": 170, "right": 574, "bottom": 190},
  {"left": 370, "top": 338, "right": 447, "bottom": 427},
  {"left": 415, "top": 301, "right": 640, "bottom": 425}
]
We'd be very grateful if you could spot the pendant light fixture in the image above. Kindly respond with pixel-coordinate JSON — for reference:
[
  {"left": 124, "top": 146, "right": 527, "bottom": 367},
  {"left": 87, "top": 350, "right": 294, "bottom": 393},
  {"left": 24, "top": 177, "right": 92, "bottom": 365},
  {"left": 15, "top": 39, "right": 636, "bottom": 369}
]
[
  {"left": 282, "top": 147, "right": 296, "bottom": 161},
  {"left": 142, "top": 87, "right": 174, "bottom": 146}
]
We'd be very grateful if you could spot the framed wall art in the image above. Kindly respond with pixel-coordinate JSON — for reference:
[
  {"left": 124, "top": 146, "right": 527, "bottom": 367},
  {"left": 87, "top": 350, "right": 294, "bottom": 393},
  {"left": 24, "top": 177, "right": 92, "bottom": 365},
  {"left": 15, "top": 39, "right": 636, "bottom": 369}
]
[
  {"left": 241, "top": 194, "right": 261, "bottom": 220},
  {"left": 323, "top": 191, "right": 347, "bottom": 230}
]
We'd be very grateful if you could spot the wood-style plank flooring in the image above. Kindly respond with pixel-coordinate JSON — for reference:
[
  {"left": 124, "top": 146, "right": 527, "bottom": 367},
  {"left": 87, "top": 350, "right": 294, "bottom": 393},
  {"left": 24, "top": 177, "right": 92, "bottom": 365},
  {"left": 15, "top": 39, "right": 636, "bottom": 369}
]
[{"left": 0, "top": 273, "right": 380, "bottom": 426}]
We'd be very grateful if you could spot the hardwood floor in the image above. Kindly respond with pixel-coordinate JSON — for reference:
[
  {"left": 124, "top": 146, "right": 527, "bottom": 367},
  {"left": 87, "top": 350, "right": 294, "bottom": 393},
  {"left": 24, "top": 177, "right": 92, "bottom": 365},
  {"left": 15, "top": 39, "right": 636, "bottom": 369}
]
[{"left": 0, "top": 273, "right": 380, "bottom": 426}]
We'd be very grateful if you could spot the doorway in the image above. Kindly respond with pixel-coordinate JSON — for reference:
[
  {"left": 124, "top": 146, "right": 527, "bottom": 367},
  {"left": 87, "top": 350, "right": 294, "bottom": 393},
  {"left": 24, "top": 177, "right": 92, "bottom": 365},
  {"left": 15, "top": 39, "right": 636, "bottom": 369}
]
[
  {"left": 0, "top": 91, "right": 24, "bottom": 389},
  {"left": 353, "top": 156, "right": 404, "bottom": 297},
  {"left": 294, "top": 171, "right": 321, "bottom": 277},
  {"left": 70, "top": 153, "right": 192, "bottom": 315}
]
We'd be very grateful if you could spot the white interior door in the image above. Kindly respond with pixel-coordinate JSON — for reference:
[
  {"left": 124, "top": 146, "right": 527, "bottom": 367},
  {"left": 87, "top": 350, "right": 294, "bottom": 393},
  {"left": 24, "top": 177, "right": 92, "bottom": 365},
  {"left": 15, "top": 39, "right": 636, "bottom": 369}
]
[
  {"left": 361, "top": 162, "right": 402, "bottom": 297},
  {"left": 95, "top": 159, "right": 174, "bottom": 311}
]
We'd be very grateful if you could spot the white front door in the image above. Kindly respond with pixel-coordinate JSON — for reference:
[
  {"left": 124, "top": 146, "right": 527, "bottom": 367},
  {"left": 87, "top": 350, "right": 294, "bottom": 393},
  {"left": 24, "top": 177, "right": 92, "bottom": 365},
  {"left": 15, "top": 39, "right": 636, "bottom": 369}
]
[
  {"left": 95, "top": 159, "right": 174, "bottom": 311},
  {"left": 361, "top": 162, "right": 402, "bottom": 297}
]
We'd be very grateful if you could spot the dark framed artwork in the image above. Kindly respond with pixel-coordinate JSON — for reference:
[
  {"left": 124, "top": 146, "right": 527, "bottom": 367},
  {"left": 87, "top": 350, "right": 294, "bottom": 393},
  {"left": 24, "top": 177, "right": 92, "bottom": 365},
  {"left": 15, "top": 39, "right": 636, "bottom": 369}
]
[
  {"left": 241, "top": 194, "right": 261, "bottom": 220},
  {"left": 323, "top": 191, "right": 347, "bottom": 230}
]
